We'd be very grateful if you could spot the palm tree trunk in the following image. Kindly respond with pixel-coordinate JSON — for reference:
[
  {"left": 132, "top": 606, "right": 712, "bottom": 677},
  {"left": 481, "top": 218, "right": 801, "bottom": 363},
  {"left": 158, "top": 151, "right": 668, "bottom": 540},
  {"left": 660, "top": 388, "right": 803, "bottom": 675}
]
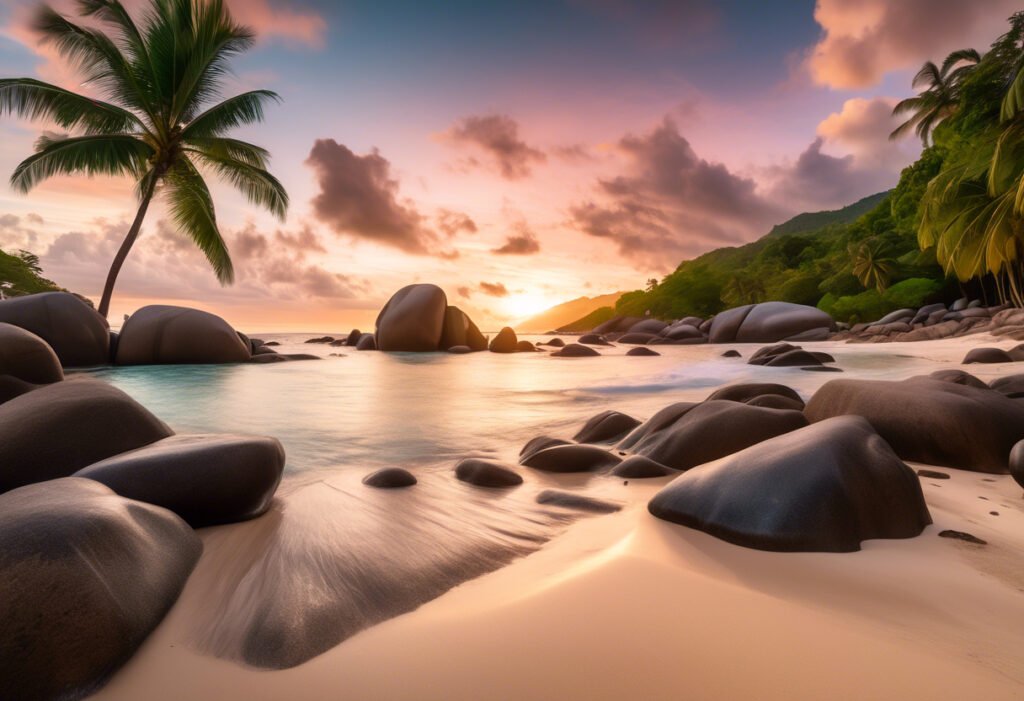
[{"left": 97, "top": 176, "right": 158, "bottom": 318}]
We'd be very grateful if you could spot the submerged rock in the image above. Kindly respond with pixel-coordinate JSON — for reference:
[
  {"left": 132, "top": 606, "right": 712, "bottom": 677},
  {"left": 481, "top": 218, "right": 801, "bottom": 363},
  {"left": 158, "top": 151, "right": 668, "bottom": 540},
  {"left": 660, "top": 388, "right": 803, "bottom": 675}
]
[
  {"left": 0, "top": 378, "right": 172, "bottom": 493},
  {"left": 362, "top": 467, "right": 417, "bottom": 489},
  {"left": 577, "top": 333, "right": 611, "bottom": 346},
  {"left": 626, "top": 346, "right": 660, "bottom": 356},
  {"left": 516, "top": 340, "right": 537, "bottom": 352},
  {"left": 375, "top": 284, "right": 448, "bottom": 352},
  {"left": 0, "top": 291, "right": 109, "bottom": 367},
  {"left": 544, "top": 338, "right": 565, "bottom": 347},
  {"left": 536, "top": 490, "right": 620, "bottom": 514},
  {"left": 355, "top": 333, "right": 376, "bottom": 351},
  {"left": 520, "top": 444, "right": 622, "bottom": 473},
  {"left": 648, "top": 416, "right": 931, "bottom": 552},
  {"left": 624, "top": 400, "right": 808, "bottom": 471},
  {"left": 0, "top": 478, "right": 201, "bottom": 701},
  {"left": 454, "top": 458, "right": 524, "bottom": 488},
  {"left": 573, "top": 410, "right": 642, "bottom": 443},
  {"left": 117, "top": 305, "right": 250, "bottom": 365},
  {"left": 75, "top": 434, "right": 285, "bottom": 528},
  {"left": 519, "top": 436, "right": 572, "bottom": 461},
  {"left": 552, "top": 343, "right": 600, "bottom": 357},
  {"left": 0, "top": 322, "right": 63, "bottom": 384},
  {"left": 805, "top": 378, "right": 1024, "bottom": 473}
]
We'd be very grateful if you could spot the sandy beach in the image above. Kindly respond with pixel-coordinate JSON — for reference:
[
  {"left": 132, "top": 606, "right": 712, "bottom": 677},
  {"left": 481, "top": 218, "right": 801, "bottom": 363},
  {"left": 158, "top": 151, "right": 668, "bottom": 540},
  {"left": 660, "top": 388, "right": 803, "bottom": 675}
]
[{"left": 78, "top": 334, "right": 1024, "bottom": 701}]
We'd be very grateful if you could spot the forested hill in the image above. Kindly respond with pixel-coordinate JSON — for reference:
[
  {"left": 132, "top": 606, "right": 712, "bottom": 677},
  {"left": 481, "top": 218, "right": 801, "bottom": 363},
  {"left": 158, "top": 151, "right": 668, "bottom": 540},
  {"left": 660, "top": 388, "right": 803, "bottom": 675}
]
[{"left": 764, "top": 192, "right": 889, "bottom": 239}]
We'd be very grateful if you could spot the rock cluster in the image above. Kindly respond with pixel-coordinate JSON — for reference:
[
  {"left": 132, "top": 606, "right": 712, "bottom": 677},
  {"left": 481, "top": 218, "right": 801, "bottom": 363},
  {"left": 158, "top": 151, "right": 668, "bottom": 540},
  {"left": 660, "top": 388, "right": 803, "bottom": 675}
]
[{"left": 0, "top": 330, "right": 287, "bottom": 699}]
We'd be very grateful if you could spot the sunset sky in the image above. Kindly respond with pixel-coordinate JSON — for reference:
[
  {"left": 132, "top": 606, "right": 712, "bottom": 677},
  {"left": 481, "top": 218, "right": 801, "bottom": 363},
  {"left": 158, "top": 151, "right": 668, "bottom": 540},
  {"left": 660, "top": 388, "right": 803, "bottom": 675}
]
[{"left": 0, "top": 0, "right": 1019, "bottom": 331}]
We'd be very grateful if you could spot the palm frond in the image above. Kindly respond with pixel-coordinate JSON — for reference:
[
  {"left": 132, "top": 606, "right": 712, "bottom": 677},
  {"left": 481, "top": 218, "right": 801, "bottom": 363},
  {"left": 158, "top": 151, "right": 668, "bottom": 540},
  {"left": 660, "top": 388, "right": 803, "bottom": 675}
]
[
  {"left": 940, "top": 48, "right": 981, "bottom": 77},
  {"left": 182, "top": 136, "right": 269, "bottom": 167},
  {"left": 76, "top": 0, "right": 163, "bottom": 107},
  {"left": 163, "top": 156, "right": 234, "bottom": 283},
  {"left": 0, "top": 78, "right": 144, "bottom": 134},
  {"left": 187, "top": 147, "right": 288, "bottom": 219},
  {"left": 181, "top": 90, "right": 280, "bottom": 138},
  {"left": 10, "top": 133, "right": 152, "bottom": 193},
  {"left": 912, "top": 61, "right": 943, "bottom": 90}
]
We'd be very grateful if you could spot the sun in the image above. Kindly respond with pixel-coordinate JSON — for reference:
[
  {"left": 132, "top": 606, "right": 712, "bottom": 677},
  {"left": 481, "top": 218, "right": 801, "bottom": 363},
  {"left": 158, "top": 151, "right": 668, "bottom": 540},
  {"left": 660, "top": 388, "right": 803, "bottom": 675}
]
[{"left": 502, "top": 293, "right": 552, "bottom": 320}]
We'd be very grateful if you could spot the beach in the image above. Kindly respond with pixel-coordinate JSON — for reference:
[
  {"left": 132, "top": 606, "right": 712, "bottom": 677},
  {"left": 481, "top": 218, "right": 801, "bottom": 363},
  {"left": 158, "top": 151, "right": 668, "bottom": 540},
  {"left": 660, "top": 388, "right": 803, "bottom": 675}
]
[{"left": 77, "top": 333, "right": 1024, "bottom": 701}]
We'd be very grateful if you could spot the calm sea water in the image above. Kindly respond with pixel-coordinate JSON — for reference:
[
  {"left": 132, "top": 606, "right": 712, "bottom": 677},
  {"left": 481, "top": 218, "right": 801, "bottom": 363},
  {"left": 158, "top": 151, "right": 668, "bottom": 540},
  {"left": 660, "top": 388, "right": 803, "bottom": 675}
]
[{"left": 78, "top": 334, "right": 997, "bottom": 473}]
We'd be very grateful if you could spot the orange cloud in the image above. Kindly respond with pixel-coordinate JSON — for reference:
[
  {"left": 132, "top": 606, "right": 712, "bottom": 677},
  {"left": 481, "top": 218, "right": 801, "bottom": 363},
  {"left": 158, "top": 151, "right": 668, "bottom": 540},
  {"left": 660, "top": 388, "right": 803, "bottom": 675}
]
[{"left": 806, "top": 0, "right": 1018, "bottom": 89}]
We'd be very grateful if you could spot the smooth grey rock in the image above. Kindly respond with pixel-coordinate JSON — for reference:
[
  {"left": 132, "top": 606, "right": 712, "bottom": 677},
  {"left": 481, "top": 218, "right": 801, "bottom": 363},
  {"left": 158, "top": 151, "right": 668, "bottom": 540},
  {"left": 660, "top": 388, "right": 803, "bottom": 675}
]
[
  {"left": 0, "top": 292, "right": 109, "bottom": 367},
  {"left": 552, "top": 343, "right": 600, "bottom": 357},
  {"left": 439, "top": 305, "right": 487, "bottom": 351},
  {"left": 375, "top": 284, "right": 448, "bottom": 351},
  {"left": 489, "top": 327, "right": 518, "bottom": 353},
  {"left": 573, "top": 410, "right": 642, "bottom": 444},
  {"left": 648, "top": 416, "right": 931, "bottom": 552},
  {"left": 454, "top": 459, "right": 523, "bottom": 488},
  {"left": 75, "top": 434, "right": 285, "bottom": 528},
  {"left": 520, "top": 444, "right": 622, "bottom": 473},
  {"left": 363, "top": 467, "right": 417, "bottom": 488},
  {"left": 0, "top": 322, "right": 63, "bottom": 383},
  {"left": 117, "top": 305, "right": 249, "bottom": 365},
  {"left": 0, "top": 478, "right": 201, "bottom": 701}
]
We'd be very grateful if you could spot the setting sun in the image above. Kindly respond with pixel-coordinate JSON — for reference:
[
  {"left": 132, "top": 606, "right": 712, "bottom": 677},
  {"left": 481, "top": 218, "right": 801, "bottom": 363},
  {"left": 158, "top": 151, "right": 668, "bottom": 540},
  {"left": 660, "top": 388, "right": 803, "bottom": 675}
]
[{"left": 502, "top": 293, "right": 552, "bottom": 321}]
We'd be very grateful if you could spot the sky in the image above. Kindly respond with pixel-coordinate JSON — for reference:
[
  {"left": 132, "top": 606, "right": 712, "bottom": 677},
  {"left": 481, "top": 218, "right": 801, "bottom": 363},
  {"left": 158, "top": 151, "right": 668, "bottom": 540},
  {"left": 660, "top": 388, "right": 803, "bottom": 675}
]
[{"left": 0, "top": 0, "right": 1020, "bottom": 331}]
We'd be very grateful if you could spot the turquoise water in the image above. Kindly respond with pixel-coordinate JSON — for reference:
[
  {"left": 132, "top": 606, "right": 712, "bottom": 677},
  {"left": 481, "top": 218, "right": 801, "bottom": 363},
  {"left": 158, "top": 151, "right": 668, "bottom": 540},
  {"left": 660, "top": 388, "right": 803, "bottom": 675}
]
[{"left": 80, "top": 334, "right": 965, "bottom": 473}]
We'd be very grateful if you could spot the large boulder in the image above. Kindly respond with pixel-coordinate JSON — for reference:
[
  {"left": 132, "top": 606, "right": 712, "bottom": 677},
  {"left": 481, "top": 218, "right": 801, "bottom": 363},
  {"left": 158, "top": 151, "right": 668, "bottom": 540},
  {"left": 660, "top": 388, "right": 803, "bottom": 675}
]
[
  {"left": 705, "top": 382, "right": 803, "bottom": 407},
  {"left": 623, "top": 400, "right": 808, "bottom": 471},
  {"left": 0, "top": 478, "right": 201, "bottom": 701},
  {"left": 489, "top": 327, "right": 518, "bottom": 353},
  {"left": 454, "top": 458, "right": 523, "bottom": 487},
  {"left": 375, "top": 284, "right": 448, "bottom": 352},
  {"left": 0, "top": 375, "right": 38, "bottom": 405},
  {"left": 0, "top": 322, "right": 63, "bottom": 384},
  {"left": 0, "top": 377, "right": 172, "bottom": 493},
  {"left": 648, "top": 416, "right": 931, "bottom": 552},
  {"left": 0, "top": 292, "right": 109, "bottom": 367},
  {"left": 709, "top": 302, "right": 835, "bottom": 344},
  {"left": 804, "top": 378, "right": 1024, "bottom": 473},
  {"left": 116, "top": 305, "right": 250, "bottom": 365},
  {"left": 355, "top": 333, "right": 376, "bottom": 350},
  {"left": 592, "top": 316, "right": 642, "bottom": 335},
  {"left": 628, "top": 319, "right": 668, "bottom": 335},
  {"left": 439, "top": 305, "right": 487, "bottom": 351},
  {"left": 75, "top": 434, "right": 285, "bottom": 528},
  {"left": 962, "top": 347, "right": 1014, "bottom": 364}
]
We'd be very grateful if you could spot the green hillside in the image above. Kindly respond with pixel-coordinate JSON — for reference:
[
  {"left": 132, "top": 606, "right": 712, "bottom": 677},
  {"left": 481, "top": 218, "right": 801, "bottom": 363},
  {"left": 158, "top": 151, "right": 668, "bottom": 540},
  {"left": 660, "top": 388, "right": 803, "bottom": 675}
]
[{"left": 0, "top": 248, "right": 63, "bottom": 298}]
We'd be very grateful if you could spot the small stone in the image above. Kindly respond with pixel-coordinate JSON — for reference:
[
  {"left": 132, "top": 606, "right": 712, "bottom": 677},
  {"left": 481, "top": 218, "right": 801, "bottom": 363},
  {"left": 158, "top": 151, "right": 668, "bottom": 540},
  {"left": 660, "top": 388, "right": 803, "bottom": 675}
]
[{"left": 938, "top": 529, "right": 986, "bottom": 545}]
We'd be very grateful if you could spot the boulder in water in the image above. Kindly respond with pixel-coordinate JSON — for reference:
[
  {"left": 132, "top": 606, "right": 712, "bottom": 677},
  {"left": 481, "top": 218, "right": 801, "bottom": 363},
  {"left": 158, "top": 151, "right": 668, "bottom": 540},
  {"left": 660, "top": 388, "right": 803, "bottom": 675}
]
[
  {"left": 362, "top": 467, "right": 417, "bottom": 488},
  {"left": 552, "top": 343, "right": 600, "bottom": 357},
  {"left": 489, "top": 327, "right": 518, "bottom": 353},
  {"left": 454, "top": 458, "right": 523, "bottom": 487},
  {"left": 626, "top": 346, "right": 660, "bottom": 356},
  {"left": 573, "top": 410, "right": 642, "bottom": 443},
  {"left": 0, "top": 323, "right": 63, "bottom": 384},
  {"left": 705, "top": 382, "right": 803, "bottom": 407},
  {"left": 962, "top": 347, "right": 1014, "bottom": 364},
  {"left": 375, "top": 284, "right": 448, "bottom": 351},
  {"left": 648, "top": 416, "right": 931, "bottom": 552},
  {"left": 536, "top": 489, "right": 620, "bottom": 513},
  {"left": 116, "top": 305, "right": 250, "bottom": 365},
  {"left": 0, "top": 291, "right": 109, "bottom": 367},
  {"left": 520, "top": 444, "right": 622, "bottom": 473},
  {"left": 355, "top": 333, "right": 376, "bottom": 351},
  {"left": 0, "top": 477, "right": 201, "bottom": 701},
  {"left": 577, "top": 333, "right": 611, "bottom": 346},
  {"left": 439, "top": 305, "right": 487, "bottom": 351},
  {"left": 628, "top": 319, "right": 668, "bottom": 335},
  {"left": 611, "top": 455, "right": 674, "bottom": 478},
  {"left": 519, "top": 435, "right": 571, "bottom": 460}
]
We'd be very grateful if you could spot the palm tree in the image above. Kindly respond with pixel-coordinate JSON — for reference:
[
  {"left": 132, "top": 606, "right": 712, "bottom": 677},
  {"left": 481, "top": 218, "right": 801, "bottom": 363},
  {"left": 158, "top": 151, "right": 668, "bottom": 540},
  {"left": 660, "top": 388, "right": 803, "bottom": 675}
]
[
  {"left": 849, "top": 239, "right": 897, "bottom": 293},
  {"left": 0, "top": 0, "right": 288, "bottom": 318},
  {"left": 722, "top": 275, "right": 765, "bottom": 307},
  {"left": 890, "top": 48, "right": 981, "bottom": 146}
]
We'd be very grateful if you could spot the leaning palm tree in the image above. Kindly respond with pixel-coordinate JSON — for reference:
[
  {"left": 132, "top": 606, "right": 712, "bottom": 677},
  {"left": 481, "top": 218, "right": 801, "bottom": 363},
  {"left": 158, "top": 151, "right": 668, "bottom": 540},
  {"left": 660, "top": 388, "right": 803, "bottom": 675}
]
[
  {"left": 0, "top": 0, "right": 288, "bottom": 317},
  {"left": 890, "top": 49, "right": 981, "bottom": 146}
]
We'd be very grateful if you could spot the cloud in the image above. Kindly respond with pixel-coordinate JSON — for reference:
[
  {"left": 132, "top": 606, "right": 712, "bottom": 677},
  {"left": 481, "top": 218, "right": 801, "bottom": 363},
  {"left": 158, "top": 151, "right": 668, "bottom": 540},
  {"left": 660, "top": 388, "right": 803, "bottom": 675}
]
[
  {"left": 765, "top": 97, "right": 918, "bottom": 210},
  {"left": 0, "top": 0, "right": 325, "bottom": 89},
  {"left": 306, "top": 139, "right": 454, "bottom": 258},
  {"left": 478, "top": 281, "right": 509, "bottom": 297},
  {"left": 456, "top": 286, "right": 472, "bottom": 298},
  {"left": 435, "top": 209, "right": 478, "bottom": 237},
  {"left": 0, "top": 213, "right": 41, "bottom": 250},
  {"left": 806, "top": 0, "right": 1018, "bottom": 89},
  {"left": 569, "top": 117, "right": 785, "bottom": 270},
  {"left": 492, "top": 223, "right": 541, "bottom": 255},
  {"left": 38, "top": 218, "right": 362, "bottom": 302},
  {"left": 443, "top": 115, "right": 547, "bottom": 180}
]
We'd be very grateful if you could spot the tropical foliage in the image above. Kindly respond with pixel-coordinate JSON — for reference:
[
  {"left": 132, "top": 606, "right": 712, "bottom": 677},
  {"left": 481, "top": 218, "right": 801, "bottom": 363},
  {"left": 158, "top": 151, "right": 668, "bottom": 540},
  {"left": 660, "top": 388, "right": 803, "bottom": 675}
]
[
  {"left": 0, "top": 247, "right": 62, "bottom": 297},
  {"left": 0, "top": 0, "right": 288, "bottom": 317},
  {"left": 588, "top": 13, "right": 1024, "bottom": 328}
]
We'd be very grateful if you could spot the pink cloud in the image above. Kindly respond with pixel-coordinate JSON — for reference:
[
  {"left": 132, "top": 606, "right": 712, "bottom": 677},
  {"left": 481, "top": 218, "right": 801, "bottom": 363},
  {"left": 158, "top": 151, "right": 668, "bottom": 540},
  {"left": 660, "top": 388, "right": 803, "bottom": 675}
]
[{"left": 806, "top": 0, "right": 1018, "bottom": 89}]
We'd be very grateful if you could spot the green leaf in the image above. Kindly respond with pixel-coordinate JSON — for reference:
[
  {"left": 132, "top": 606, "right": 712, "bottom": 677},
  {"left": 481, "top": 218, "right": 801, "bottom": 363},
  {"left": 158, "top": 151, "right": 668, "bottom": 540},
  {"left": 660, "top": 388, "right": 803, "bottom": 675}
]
[
  {"left": 163, "top": 157, "right": 234, "bottom": 284},
  {"left": 10, "top": 133, "right": 152, "bottom": 193}
]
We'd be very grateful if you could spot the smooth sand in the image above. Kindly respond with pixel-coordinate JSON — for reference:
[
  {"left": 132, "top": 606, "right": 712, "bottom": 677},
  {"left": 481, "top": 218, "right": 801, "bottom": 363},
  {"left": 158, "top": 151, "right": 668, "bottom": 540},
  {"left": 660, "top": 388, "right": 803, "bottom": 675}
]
[
  {"left": 93, "top": 334, "right": 1024, "bottom": 700},
  {"left": 93, "top": 468, "right": 1024, "bottom": 701}
]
